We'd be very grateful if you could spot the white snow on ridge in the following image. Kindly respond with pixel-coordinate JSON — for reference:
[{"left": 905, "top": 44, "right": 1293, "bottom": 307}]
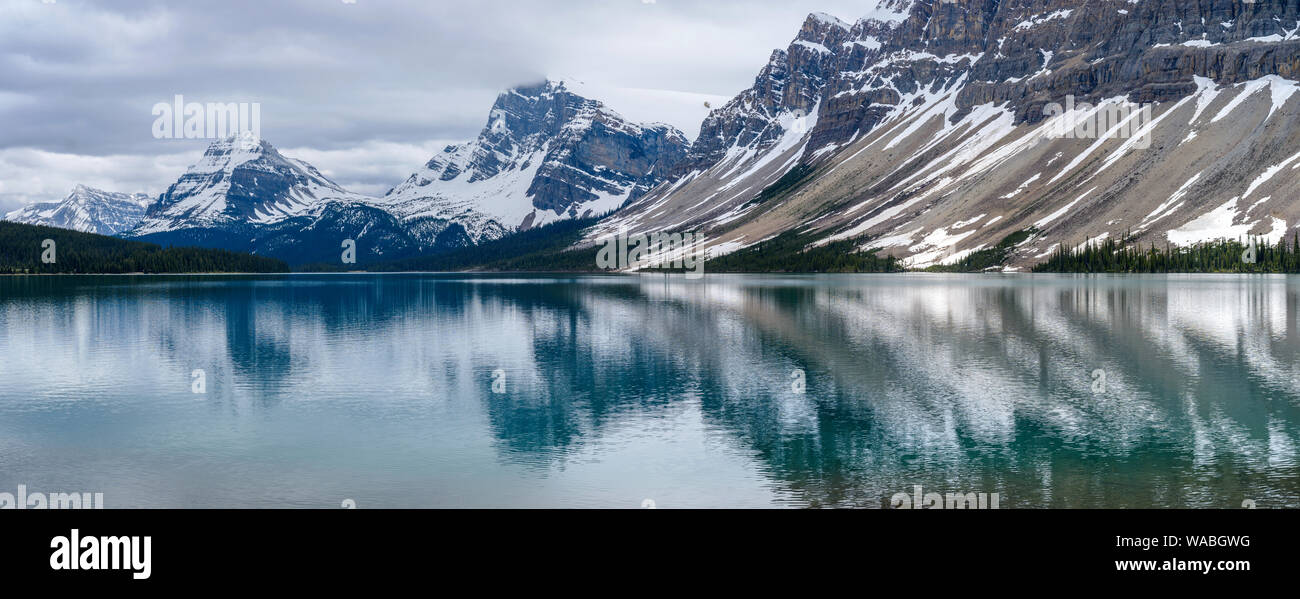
[
  {"left": 1029, "top": 50, "right": 1054, "bottom": 80},
  {"left": 1013, "top": 9, "right": 1073, "bottom": 32},
  {"left": 1000, "top": 173, "right": 1041, "bottom": 199},
  {"left": 1188, "top": 76, "right": 1223, "bottom": 125},
  {"left": 906, "top": 225, "right": 979, "bottom": 268},
  {"left": 1073, "top": 232, "right": 1110, "bottom": 252},
  {"left": 4, "top": 184, "right": 152, "bottom": 235},
  {"left": 794, "top": 40, "right": 831, "bottom": 54},
  {"left": 952, "top": 213, "right": 987, "bottom": 229},
  {"left": 1139, "top": 172, "right": 1201, "bottom": 230},
  {"left": 1049, "top": 94, "right": 1194, "bottom": 185},
  {"left": 1166, "top": 197, "right": 1288, "bottom": 247},
  {"left": 1210, "top": 75, "right": 1300, "bottom": 123},
  {"left": 856, "top": 1, "right": 912, "bottom": 24},
  {"left": 1034, "top": 187, "right": 1096, "bottom": 229},
  {"left": 809, "top": 11, "right": 851, "bottom": 30},
  {"left": 849, "top": 37, "right": 883, "bottom": 51},
  {"left": 1246, "top": 22, "right": 1300, "bottom": 43},
  {"left": 717, "top": 105, "right": 819, "bottom": 193},
  {"left": 382, "top": 147, "right": 547, "bottom": 229},
  {"left": 1243, "top": 149, "right": 1300, "bottom": 199}
]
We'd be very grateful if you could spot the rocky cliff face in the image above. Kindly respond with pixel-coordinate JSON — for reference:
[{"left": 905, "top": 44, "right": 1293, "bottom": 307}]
[
  {"left": 3, "top": 185, "right": 151, "bottom": 236},
  {"left": 591, "top": 0, "right": 1300, "bottom": 269},
  {"left": 381, "top": 80, "right": 689, "bottom": 242}
]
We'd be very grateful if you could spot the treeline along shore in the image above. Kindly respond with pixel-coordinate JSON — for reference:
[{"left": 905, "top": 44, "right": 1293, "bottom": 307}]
[
  {"left": 0, "top": 221, "right": 288, "bottom": 274},
  {"left": 5, "top": 218, "right": 1300, "bottom": 275}
]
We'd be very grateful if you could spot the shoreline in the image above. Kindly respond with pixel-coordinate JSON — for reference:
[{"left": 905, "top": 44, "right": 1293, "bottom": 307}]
[{"left": 5, "top": 270, "right": 1300, "bottom": 277}]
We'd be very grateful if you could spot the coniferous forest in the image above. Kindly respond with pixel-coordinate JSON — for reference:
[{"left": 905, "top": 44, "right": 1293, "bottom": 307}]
[
  {"left": 0, "top": 221, "right": 288, "bottom": 274},
  {"left": 1032, "top": 233, "right": 1300, "bottom": 273},
  {"left": 10, "top": 215, "right": 1300, "bottom": 276}
]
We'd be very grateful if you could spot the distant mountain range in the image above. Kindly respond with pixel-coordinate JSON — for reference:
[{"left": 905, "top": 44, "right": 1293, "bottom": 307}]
[
  {"left": 5, "top": 185, "right": 151, "bottom": 236},
  {"left": 7, "top": 80, "right": 687, "bottom": 266},
  {"left": 8, "top": 0, "right": 1300, "bottom": 271}
]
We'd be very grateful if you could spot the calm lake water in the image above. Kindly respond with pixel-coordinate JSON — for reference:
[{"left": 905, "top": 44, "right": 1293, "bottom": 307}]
[{"left": 1, "top": 273, "right": 1297, "bottom": 508}]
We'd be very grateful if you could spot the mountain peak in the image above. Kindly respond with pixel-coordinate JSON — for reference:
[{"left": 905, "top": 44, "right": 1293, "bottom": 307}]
[
  {"left": 208, "top": 132, "right": 269, "bottom": 155},
  {"left": 178, "top": 134, "right": 295, "bottom": 182},
  {"left": 805, "top": 12, "right": 849, "bottom": 32},
  {"left": 381, "top": 80, "right": 690, "bottom": 242},
  {"left": 131, "top": 135, "right": 363, "bottom": 236},
  {"left": 503, "top": 79, "right": 580, "bottom": 102},
  {"left": 4, "top": 185, "right": 152, "bottom": 235},
  {"left": 66, "top": 184, "right": 152, "bottom": 209}
]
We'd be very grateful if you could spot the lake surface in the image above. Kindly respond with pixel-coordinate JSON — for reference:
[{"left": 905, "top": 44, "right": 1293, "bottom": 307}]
[{"left": 1, "top": 273, "right": 1297, "bottom": 508}]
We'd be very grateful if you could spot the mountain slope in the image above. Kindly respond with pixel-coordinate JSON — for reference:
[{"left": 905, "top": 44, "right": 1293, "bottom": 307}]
[
  {"left": 588, "top": 0, "right": 1300, "bottom": 270},
  {"left": 4, "top": 185, "right": 151, "bottom": 235},
  {"left": 379, "top": 80, "right": 690, "bottom": 243}
]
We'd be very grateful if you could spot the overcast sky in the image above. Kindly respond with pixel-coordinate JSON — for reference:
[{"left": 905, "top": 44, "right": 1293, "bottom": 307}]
[{"left": 0, "top": 0, "right": 892, "bottom": 212}]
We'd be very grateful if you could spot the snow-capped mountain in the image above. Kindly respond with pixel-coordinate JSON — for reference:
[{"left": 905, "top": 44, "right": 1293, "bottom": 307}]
[
  {"left": 68, "top": 0, "right": 1300, "bottom": 271},
  {"left": 379, "top": 80, "right": 689, "bottom": 243},
  {"left": 132, "top": 135, "right": 374, "bottom": 236},
  {"left": 590, "top": 0, "right": 1300, "bottom": 269},
  {"left": 122, "top": 81, "right": 691, "bottom": 264},
  {"left": 128, "top": 135, "right": 427, "bottom": 264},
  {"left": 4, "top": 185, "right": 152, "bottom": 235}
]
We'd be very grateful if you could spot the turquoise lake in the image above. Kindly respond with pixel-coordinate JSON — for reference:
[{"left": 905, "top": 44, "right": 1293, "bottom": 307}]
[{"left": 1, "top": 273, "right": 1297, "bottom": 508}]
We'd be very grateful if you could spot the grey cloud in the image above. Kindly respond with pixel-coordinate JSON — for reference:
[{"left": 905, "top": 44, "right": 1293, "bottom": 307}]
[{"left": 0, "top": 0, "right": 886, "bottom": 208}]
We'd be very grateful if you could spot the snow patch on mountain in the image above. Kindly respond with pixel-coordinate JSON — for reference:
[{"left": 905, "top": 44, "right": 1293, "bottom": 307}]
[{"left": 1166, "top": 198, "right": 1288, "bottom": 247}]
